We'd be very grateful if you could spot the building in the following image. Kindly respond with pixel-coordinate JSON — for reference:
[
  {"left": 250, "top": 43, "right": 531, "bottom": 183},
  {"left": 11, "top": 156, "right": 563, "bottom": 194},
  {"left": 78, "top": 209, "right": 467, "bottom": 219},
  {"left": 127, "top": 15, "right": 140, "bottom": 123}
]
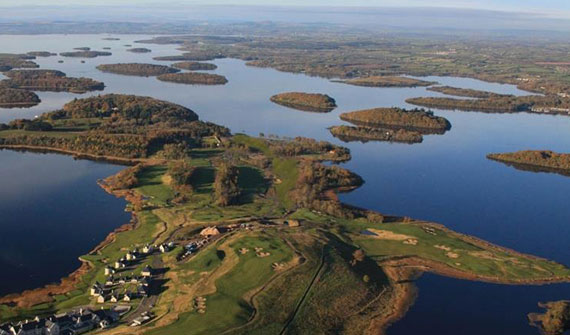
[
  {"left": 142, "top": 244, "right": 153, "bottom": 254},
  {"left": 125, "top": 252, "right": 136, "bottom": 261},
  {"left": 200, "top": 226, "right": 220, "bottom": 237},
  {"left": 104, "top": 266, "right": 115, "bottom": 275},
  {"left": 141, "top": 265, "right": 153, "bottom": 277}
]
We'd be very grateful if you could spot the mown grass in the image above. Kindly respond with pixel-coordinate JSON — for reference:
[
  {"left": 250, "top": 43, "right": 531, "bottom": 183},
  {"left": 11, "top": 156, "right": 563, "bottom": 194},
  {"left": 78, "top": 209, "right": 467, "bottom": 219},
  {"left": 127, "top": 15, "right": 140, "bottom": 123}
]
[
  {"left": 136, "top": 165, "right": 175, "bottom": 205},
  {"left": 147, "top": 232, "right": 293, "bottom": 335},
  {"left": 343, "top": 219, "right": 570, "bottom": 280},
  {"left": 272, "top": 158, "right": 298, "bottom": 209}
]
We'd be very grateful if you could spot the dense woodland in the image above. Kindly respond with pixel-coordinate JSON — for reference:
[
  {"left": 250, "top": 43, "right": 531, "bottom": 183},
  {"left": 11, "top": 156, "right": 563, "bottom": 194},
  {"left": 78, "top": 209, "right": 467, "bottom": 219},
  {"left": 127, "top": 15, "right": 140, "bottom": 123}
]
[
  {"left": 407, "top": 95, "right": 570, "bottom": 114},
  {"left": 340, "top": 107, "right": 450, "bottom": 133},
  {"left": 0, "top": 88, "right": 40, "bottom": 107},
  {"left": 330, "top": 125, "right": 423, "bottom": 144},
  {"left": 0, "top": 53, "right": 38, "bottom": 71},
  {"left": 2, "top": 69, "right": 104, "bottom": 93},
  {"left": 213, "top": 162, "right": 241, "bottom": 206},
  {"left": 487, "top": 150, "right": 570, "bottom": 173},
  {"left": 270, "top": 92, "right": 336, "bottom": 112},
  {"left": 96, "top": 63, "right": 179, "bottom": 76},
  {"left": 427, "top": 86, "right": 510, "bottom": 99},
  {"left": 49, "top": 94, "right": 199, "bottom": 123},
  {"left": 26, "top": 51, "right": 56, "bottom": 57},
  {"left": 0, "top": 94, "right": 229, "bottom": 159},
  {"left": 106, "top": 164, "right": 144, "bottom": 190},
  {"left": 59, "top": 50, "right": 112, "bottom": 58},
  {"left": 291, "top": 161, "right": 364, "bottom": 218},
  {"left": 157, "top": 72, "right": 228, "bottom": 85},
  {"left": 268, "top": 136, "right": 351, "bottom": 162},
  {"left": 127, "top": 48, "right": 152, "bottom": 53},
  {"left": 341, "top": 76, "right": 435, "bottom": 88},
  {"left": 171, "top": 61, "right": 218, "bottom": 71},
  {"left": 153, "top": 50, "right": 226, "bottom": 61}
]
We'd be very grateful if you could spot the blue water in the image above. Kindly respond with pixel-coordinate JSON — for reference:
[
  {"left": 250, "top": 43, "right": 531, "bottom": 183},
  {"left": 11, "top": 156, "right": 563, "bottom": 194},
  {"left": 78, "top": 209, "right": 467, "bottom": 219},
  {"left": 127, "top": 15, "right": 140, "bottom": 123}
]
[
  {"left": 0, "top": 150, "right": 129, "bottom": 296},
  {"left": 0, "top": 35, "right": 568, "bottom": 334}
]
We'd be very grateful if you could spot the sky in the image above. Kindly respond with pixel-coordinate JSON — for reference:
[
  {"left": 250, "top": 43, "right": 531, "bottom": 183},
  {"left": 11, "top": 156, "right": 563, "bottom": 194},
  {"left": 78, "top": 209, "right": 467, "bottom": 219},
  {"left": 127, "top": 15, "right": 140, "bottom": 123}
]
[{"left": 0, "top": 0, "right": 568, "bottom": 13}]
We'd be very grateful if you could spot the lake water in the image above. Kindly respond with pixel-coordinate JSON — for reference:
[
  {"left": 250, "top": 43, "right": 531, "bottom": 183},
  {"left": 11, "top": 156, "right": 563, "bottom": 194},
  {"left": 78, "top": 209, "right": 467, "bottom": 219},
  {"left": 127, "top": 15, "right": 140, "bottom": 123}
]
[
  {"left": 0, "top": 150, "right": 129, "bottom": 296},
  {"left": 0, "top": 35, "right": 569, "bottom": 334}
]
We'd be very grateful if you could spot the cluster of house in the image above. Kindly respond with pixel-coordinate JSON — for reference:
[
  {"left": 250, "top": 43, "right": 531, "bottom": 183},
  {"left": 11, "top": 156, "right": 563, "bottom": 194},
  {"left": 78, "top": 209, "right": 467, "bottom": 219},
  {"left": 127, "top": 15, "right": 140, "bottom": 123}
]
[
  {"left": 90, "top": 268, "right": 152, "bottom": 304},
  {"left": 0, "top": 308, "right": 119, "bottom": 335},
  {"left": 113, "top": 242, "right": 174, "bottom": 271},
  {"left": 89, "top": 242, "right": 175, "bottom": 304}
]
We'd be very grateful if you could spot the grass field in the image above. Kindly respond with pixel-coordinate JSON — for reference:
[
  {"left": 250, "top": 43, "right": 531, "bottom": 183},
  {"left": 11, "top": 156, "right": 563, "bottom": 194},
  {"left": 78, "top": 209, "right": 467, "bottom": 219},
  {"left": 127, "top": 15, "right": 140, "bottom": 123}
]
[
  {"left": 136, "top": 166, "right": 176, "bottom": 206},
  {"left": 341, "top": 219, "right": 570, "bottom": 281},
  {"left": 147, "top": 232, "right": 294, "bottom": 335}
]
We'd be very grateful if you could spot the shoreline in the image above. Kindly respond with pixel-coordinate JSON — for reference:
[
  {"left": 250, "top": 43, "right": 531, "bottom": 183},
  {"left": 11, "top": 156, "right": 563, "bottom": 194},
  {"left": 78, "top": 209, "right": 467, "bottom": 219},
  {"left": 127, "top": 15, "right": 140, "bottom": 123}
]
[
  {"left": 0, "top": 145, "right": 144, "bottom": 165},
  {"left": 487, "top": 155, "right": 570, "bottom": 177}
]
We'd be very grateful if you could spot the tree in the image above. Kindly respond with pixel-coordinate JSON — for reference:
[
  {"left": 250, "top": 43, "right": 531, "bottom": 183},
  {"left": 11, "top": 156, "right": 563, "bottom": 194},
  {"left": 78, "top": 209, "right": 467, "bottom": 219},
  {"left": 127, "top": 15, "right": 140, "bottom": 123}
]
[{"left": 214, "top": 163, "right": 240, "bottom": 206}]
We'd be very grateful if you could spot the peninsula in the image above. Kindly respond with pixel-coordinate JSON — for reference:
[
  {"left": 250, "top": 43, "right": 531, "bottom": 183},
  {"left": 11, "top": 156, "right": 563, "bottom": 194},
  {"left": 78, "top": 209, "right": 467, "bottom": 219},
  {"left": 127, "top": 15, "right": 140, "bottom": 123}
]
[
  {"left": 528, "top": 300, "right": 570, "bottom": 335},
  {"left": 270, "top": 92, "right": 337, "bottom": 112},
  {"left": 0, "top": 94, "right": 569, "bottom": 335},
  {"left": 487, "top": 150, "right": 570, "bottom": 176},
  {"left": 96, "top": 63, "right": 179, "bottom": 77},
  {"left": 156, "top": 72, "right": 228, "bottom": 85}
]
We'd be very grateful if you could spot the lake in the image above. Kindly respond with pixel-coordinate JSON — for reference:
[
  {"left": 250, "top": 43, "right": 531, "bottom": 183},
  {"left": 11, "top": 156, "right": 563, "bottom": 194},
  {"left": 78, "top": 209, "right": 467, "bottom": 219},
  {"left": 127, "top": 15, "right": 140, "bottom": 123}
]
[
  {"left": 0, "top": 34, "right": 568, "bottom": 334},
  {"left": 0, "top": 150, "right": 129, "bottom": 296}
]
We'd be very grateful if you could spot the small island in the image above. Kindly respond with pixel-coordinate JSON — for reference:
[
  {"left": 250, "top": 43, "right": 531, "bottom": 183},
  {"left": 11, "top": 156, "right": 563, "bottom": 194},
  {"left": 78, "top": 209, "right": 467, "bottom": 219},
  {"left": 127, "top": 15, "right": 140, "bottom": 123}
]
[
  {"left": 2, "top": 69, "right": 104, "bottom": 93},
  {"left": 0, "top": 53, "right": 39, "bottom": 71},
  {"left": 127, "top": 48, "right": 152, "bottom": 53},
  {"left": 340, "top": 76, "right": 436, "bottom": 88},
  {"left": 487, "top": 150, "right": 570, "bottom": 176},
  {"left": 340, "top": 107, "right": 451, "bottom": 134},
  {"left": 96, "top": 63, "right": 179, "bottom": 77},
  {"left": 156, "top": 72, "right": 228, "bottom": 85},
  {"left": 26, "top": 51, "right": 56, "bottom": 57},
  {"left": 0, "top": 87, "right": 41, "bottom": 108},
  {"left": 406, "top": 95, "right": 570, "bottom": 115},
  {"left": 153, "top": 50, "right": 226, "bottom": 62},
  {"left": 270, "top": 92, "right": 337, "bottom": 112},
  {"left": 528, "top": 300, "right": 570, "bottom": 335},
  {"left": 60, "top": 50, "right": 112, "bottom": 58},
  {"left": 102, "top": 37, "right": 120, "bottom": 41},
  {"left": 172, "top": 61, "right": 218, "bottom": 71},
  {"left": 330, "top": 125, "right": 422, "bottom": 143},
  {"left": 73, "top": 47, "right": 91, "bottom": 51},
  {"left": 427, "top": 86, "right": 510, "bottom": 99}
]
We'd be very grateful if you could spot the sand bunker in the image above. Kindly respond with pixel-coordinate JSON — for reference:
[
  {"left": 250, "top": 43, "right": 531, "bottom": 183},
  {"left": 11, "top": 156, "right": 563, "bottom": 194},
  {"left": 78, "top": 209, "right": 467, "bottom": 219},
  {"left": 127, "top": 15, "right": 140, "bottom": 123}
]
[{"left": 367, "top": 229, "right": 414, "bottom": 241}]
